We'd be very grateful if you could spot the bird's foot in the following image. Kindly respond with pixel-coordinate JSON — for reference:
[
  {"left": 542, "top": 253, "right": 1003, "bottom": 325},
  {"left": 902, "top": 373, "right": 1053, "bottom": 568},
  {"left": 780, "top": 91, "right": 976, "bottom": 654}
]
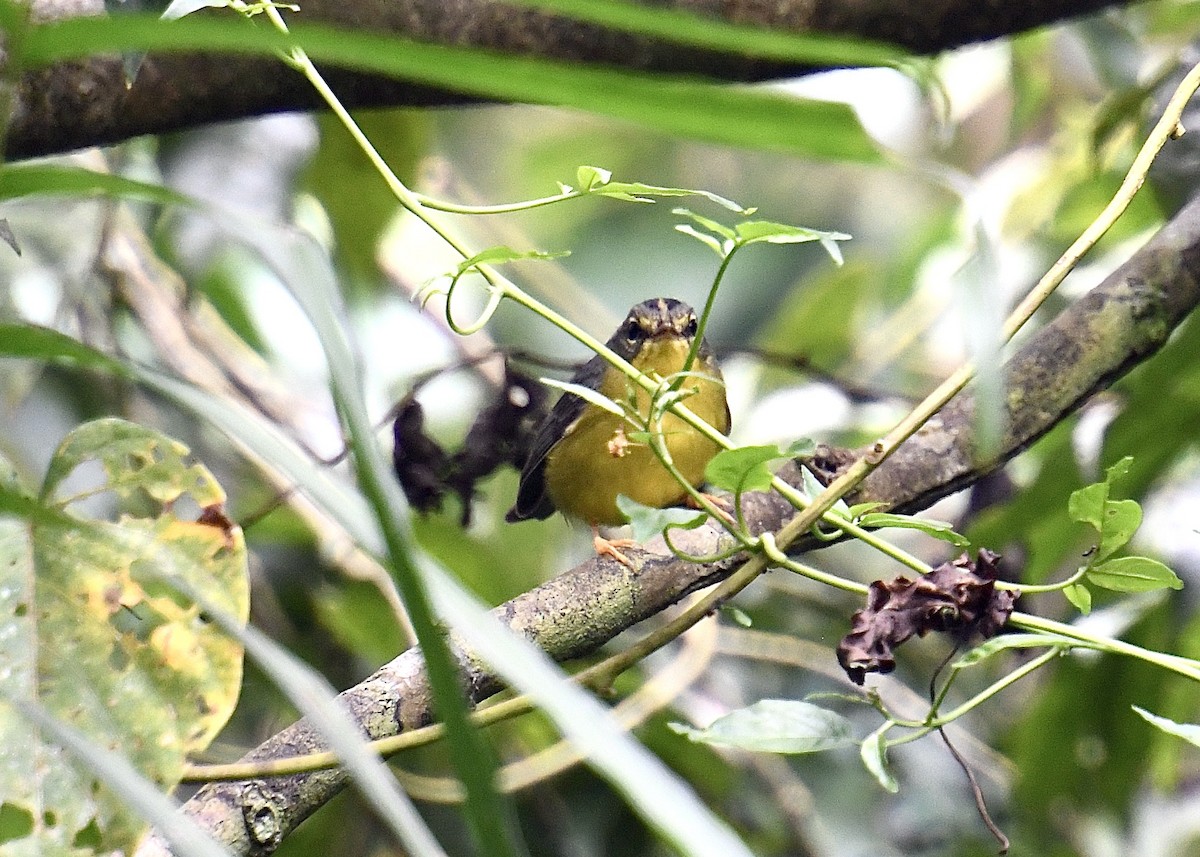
[{"left": 592, "top": 528, "right": 637, "bottom": 567}]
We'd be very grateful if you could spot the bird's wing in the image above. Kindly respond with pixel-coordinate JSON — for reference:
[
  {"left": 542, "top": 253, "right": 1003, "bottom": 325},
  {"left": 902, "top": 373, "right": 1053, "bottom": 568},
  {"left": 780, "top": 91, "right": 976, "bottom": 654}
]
[{"left": 505, "top": 354, "right": 605, "bottom": 521}]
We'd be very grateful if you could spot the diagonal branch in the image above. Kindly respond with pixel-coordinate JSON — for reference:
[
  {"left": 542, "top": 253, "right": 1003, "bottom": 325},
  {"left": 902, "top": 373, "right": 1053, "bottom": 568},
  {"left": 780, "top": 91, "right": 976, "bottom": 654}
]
[{"left": 136, "top": 191, "right": 1200, "bottom": 856}]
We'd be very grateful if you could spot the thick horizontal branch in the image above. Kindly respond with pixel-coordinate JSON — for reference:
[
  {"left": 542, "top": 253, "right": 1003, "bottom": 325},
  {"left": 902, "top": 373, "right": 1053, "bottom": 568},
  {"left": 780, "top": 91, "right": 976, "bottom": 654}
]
[
  {"left": 137, "top": 189, "right": 1200, "bottom": 856},
  {"left": 14, "top": 0, "right": 1127, "bottom": 159}
]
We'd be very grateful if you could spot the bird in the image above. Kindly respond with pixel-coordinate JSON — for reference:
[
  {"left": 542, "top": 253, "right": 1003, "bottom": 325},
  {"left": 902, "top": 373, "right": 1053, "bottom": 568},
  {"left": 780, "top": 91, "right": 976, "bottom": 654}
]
[{"left": 506, "top": 297, "right": 731, "bottom": 564}]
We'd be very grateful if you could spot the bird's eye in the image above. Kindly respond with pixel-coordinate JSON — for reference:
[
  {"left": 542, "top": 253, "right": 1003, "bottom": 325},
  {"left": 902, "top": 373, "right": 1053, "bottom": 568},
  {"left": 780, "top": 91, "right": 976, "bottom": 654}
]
[
  {"left": 684, "top": 315, "right": 698, "bottom": 336},
  {"left": 623, "top": 318, "right": 640, "bottom": 342}
]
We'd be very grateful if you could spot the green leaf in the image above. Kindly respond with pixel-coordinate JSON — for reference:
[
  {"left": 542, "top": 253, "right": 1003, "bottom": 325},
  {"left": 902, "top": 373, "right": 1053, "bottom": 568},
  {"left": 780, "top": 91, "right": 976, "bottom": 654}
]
[
  {"left": 24, "top": 13, "right": 882, "bottom": 161},
  {"left": 1097, "top": 498, "right": 1142, "bottom": 560},
  {"left": 856, "top": 512, "right": 971, "bottom": 549},
  {"left": 1063, "top": 581, "right": 1092, "bottom": 614},
  {"left": 500, "top": 0, "right": 908, "bottom": 68},
  {"left": 0, "top": 323, "right": 129, "bottom": 375},
  {"left": 1105, "top": 456, "right": 1134, "bottom": 485},
  {"left": 454, "top": 245, "right": 571, "bottom": 276},
  {"left": 576, "top": 164, "right": 612, "bottom": 189},
  {"left": 592, "top": 179, "right": 749, "bottom": 213},
  {"left": 0, "top": 163, "right": 190, "bottom": 205},
  {"left": 673, "top": 207, "right": 739, "bottom": 241},
  {"left": 1087, "top": 556, "right": 1183, "bottom": 592},
  {"left": 0, "top": 419, "right": 248, "bottom": 855},
  {"left": 540, "top": 377, "right": 625, "bottom": 416},
  {"left": 674, "top": 224, "right": 730, "bottom": 258},
  {"left": 669, "top": 700, "right": 855, "bottom": 754},
  {"left": 704, "top": 445, "right": 783, "bottom": 493},
  {"left": 860, "top": 723, "right": 899, "bottom": 793},
  {"left": 733, "top": 220, "right": 851, "bottom": 264},
  {"left": 1132, "top": 706, "right": 1200, "bottom": 749},
  {"left": 1068, "top": 481, "right": 1108, "bottom": 530},
  {"left": 616, "top": 495, "right": 708, "bottom": 542}
]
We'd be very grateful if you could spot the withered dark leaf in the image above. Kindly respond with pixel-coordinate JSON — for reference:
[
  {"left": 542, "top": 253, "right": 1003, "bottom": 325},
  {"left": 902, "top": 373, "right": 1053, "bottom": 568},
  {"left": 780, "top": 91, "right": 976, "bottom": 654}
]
[
  {"left": 391, "top": 366, "right": 548, "bottom": 525},
  {"left": 837, "top": 550, "right": 1016, "bottom": 685},
  {"left": 391, "top": 396, "right": 452, "bottom": 514},
  {"left": 448, "top": 368, "right": 545, "bottom": 525}
]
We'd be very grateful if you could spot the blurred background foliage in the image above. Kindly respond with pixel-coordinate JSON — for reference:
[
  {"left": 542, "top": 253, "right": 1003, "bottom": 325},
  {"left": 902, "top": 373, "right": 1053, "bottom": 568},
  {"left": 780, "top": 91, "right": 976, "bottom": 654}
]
[{"left": 7, "top": 1, "right": 1200, "bottom": 855}]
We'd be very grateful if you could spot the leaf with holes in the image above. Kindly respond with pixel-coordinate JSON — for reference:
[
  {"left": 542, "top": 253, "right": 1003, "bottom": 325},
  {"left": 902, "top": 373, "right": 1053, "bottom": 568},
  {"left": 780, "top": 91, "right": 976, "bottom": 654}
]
[{"left": 0, "top": 418, "right": 248, "bottom": 855}]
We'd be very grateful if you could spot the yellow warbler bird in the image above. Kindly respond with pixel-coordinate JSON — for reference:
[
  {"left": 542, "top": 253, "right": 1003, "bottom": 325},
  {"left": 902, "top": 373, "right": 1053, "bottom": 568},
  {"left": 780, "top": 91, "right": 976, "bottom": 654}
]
[{"left": 506, "top": 297, "right": 730, "bottom": 563}]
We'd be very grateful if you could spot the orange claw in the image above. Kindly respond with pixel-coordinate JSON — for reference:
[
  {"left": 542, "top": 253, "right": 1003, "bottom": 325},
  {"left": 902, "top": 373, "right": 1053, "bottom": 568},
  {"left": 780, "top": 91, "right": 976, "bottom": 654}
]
[{"left": 592, "top": 526, "right": 637, "bottom": 567}]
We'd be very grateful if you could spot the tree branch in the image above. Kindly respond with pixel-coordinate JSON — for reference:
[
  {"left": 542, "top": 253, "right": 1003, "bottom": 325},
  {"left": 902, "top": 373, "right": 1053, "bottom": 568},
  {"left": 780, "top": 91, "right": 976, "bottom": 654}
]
[
  {"left": 135, "top": 191, "right": 1200, "bottom": 856},
  {"left": 14, "top": 0, "right": 1128, "bottom": 160}
]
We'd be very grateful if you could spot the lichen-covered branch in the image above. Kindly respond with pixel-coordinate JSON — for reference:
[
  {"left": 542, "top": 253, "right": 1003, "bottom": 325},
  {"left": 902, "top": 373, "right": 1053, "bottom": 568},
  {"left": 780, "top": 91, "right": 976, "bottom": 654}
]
[
  {"left": 136, "top": 191, "right": 1200, "bottom": 856},
  {"left": 15, "top": 0, "right": 1127, "bottom": 159}
]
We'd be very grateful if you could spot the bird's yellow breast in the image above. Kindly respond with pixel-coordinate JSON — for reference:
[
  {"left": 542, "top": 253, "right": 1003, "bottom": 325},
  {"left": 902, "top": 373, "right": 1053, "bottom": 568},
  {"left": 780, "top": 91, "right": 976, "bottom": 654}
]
[{"left": 543, "top": 338, "right": 729, "bottom": 526}]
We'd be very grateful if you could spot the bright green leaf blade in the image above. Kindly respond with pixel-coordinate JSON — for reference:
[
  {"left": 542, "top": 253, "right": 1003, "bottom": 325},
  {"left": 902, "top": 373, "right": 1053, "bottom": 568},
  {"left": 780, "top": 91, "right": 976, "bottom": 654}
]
[
  {"left": 455, "top": 245, "right": 571, "bottom": 274},
  {"left": 1132, "top": 706, "right": 1200, "bottom": 749},
  {"left": 503, "top": 0, "right": 907, "bottom": 68},
  {"left": 1063, "top": 582, "right": 1092, "bottom": 614},
  {"left": 704, "top": 444, "right": 783, "bottom": 493},
  {"left": 0, "top": 164, "right": 191, "bottom": 205},
  {"left": 0, "top": 323, "right": 129, "bottom": 375},
  {"left": 856, "top": 512, "right": 971, "bottom": 549},
  {"left": 616, "top": 494, "right": 707, "bottom": 542},
  {"left": 733, "top": 220, "right": 852, "bottom": 266},
  {"left": 673, "top": 224, "right": 728, "bottom": 258},
  {"left": 1087, "top": 556, "right": 1183, "bottom": 592},
  {"left": 1067, "top": 480, "right": 1108, "bottom": 531},
  {"left": 23, "top": 14, "right": 882, "bottom": 161},
  {"left": 1105, "top": 455, "right": 1134, "bottom": 485},
  {"left": 0, "top": 419, "right": 248, "bottom": 855},
  {"left": 1097, "top": 498, "right": 1142, "bottom": 560},
  {"left": 595, "top": 180, "right": 749, "bottom": 213},
  {"left": 669, "top": 700, "right": 855, "bottom": 754},
  {"left": 860, "top": 723, "right": 898, "bottom": 793},
  {"left": 673, "top": 207, "right": 738, "bottom": 241}
]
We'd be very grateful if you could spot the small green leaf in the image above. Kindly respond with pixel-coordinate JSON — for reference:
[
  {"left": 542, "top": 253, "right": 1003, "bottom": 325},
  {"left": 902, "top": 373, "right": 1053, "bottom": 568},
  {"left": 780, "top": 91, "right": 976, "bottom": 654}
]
[
  {"left": 615, "top": 495, "right": 707, "bottom": 542},
  {"left": 673, "top": 207, "right": 738, "bottom": 241},
  {"left": 704, "top": 445, "right": 783, "bottom": 493},
  {"left": 1087, "top": 556, "right": 1183, "bottom": 592},
  {"left": 1068, "top": 481, "right": 1108, "bottom": 530},
  {"left": 674, "top": 225, "right": 728, "bottom": 258},
  {"left": 0, "top": 164, "right": 190, "bottom": 205},
  {"left": 1097, "top": 498, "right": 1142, "bottom": 560},
  {"left": 847, "top": 501, "right": 887, "bottom": 518},
  {"left": 1063, "top": 581, "right": 1092, "bottom": 614},
  {"left": 1132, "top": 706, "right": 1200, "bottom": 749},
  {"left": 722, "top": 605, "right": 753, "bottom": 627},
  {"left": 668, "top": 700, "right": 855, "bottom": 754},
  {"left": 784, "top": 437, "right": 816, "bottom": 457},
  {"left": 860, "top": 723, "right": 898, "bottom": 793},
  {"left": 577, "top": 165, "right": 612, "bottom": 190},
  {"left": 592, "top": 180, "right": 749, "bottom": 213},
  {"left": 453, "top": 245, "right": 570, "bottom": 276},
  {"left": 733, "top": 220, "right": 851, "bottom": 264},
  {"left": 856, "top": 512, "right": 971, "bottom": 549},
  {"left": 539, "top": 377, "right": 624, "bottom": 416},
  {"left": 1105, "top": 456, "right": 1134, "bottom": 485}
]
